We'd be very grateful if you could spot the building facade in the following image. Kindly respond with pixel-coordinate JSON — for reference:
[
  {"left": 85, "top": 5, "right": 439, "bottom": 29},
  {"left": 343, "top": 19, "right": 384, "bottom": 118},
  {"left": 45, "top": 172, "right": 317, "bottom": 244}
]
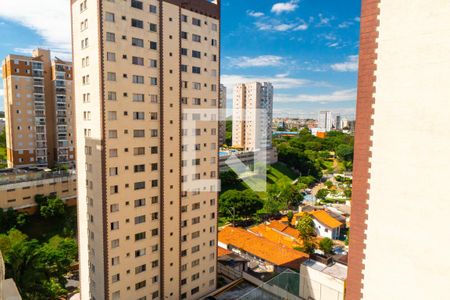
[
  {"left": 71, "top": 0, "right": 220, "bottom": 299},
  {"left": 1, "top": 49, "right": 75, "bottom": 168},
  {"left": 232, "top": 82, "right": 273, "bottom": 151},
  {"left": 218, "top": 84, "right": 226, "bottom": 146},
  {"left": 318, "top": 111, "right": 332, "bottom": 132},
  {"left": 347, "top": 1, "right": 450, "bottom": 300},
  {"left": 0, "top": 168, "right": 77, "bottom": 212}
]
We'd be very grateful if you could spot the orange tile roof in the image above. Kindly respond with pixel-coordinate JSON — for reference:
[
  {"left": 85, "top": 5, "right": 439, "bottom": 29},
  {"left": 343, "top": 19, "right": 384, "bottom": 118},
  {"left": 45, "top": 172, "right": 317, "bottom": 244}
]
[
  {"left": 217, "top": 246, "right": 232, "bottom": 257},
  {"left": 249, "top": 224, "right": 301, "bottom": 248},
  {"left": 266, "top": 221, "right": 301, "bottom": 239},
  {"left": 310, "top": 210, "right": 343, "bottom": 229},
  {"left": 219, "top": 227, "right": 308, "bottom": 270}
]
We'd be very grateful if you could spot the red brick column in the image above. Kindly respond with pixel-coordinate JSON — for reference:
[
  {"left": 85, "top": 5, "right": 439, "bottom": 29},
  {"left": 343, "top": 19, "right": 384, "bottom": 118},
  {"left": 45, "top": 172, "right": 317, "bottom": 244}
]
[{"left": 346, "top": 0, "right": 380, "bottom": 299}]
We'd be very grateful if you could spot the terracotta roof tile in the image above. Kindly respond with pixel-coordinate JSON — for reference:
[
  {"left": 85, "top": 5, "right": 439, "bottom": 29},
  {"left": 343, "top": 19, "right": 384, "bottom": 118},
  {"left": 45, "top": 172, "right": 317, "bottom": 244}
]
[
  {"left": 217, "top": 246, "right": 232, "bottom": 257},
  {"left": 310, "top": 210, "right": 343, "bottom": 229},
  {"left": 219, "top": 227, "right": 308, "bottom": 270}
]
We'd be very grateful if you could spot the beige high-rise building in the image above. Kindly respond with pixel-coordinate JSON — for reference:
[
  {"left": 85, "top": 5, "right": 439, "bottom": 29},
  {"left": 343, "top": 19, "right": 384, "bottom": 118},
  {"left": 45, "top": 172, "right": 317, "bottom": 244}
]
[
  {"left": 232, "top": 82, "right": 273, "bottom": 151},
  {"left": 218, "top": 84, "right": 226, "bottom": 146},
  {"left": 1, "top": 49, "right": 75, "bottom": 168},
  {"left": 71, "top": 0, "right": 220, "bottom": 299}
]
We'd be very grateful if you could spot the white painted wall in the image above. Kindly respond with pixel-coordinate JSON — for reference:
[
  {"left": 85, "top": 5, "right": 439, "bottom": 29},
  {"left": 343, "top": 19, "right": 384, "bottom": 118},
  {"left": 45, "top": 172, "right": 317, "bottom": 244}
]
[{"left": 362, "top": 1, "right": 450, "bottom": 299}]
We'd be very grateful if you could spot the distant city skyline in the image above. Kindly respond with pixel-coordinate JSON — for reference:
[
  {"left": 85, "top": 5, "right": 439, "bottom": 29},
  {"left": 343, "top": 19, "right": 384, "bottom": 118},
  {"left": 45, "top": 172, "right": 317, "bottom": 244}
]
[{"left": 0, "top": 0, "right": 360, "bottom": 116}]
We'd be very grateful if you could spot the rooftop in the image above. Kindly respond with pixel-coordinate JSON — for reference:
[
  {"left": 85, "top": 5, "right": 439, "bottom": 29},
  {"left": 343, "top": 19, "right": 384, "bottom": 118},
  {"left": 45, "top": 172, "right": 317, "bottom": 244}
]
[
  {"left": 303, "top": 259, "right": 348, "bottom": 281},
  {"left": 219, "top": 227, "right": 308, "bottom": 270},
  {"left": 310, "top": 210, "right": 343, "bottom": 229}
]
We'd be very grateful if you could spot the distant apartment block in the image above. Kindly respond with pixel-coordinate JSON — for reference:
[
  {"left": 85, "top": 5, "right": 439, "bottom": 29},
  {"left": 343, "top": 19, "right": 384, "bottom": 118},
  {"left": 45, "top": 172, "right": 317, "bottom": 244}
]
[
  {"left": 0, "top": 167, "right": 77, "bottom": 212},
  {"left": 1, "top": 49, "right": 75, "bottom": 168},
  {"left": 347, "top": 1, "right": 450, "bottom": 300},
  {"left": 318, "top": 111, "right": 332, "bottom": 132},
  {"left": 218, "top": 84, "right": 226, "bottom": 146},
  {"left": 232, "top": 82, "right": 273, "bottom": 150},
  {"left": 71, "top": 0, "right": 220, "bottom": 299}
]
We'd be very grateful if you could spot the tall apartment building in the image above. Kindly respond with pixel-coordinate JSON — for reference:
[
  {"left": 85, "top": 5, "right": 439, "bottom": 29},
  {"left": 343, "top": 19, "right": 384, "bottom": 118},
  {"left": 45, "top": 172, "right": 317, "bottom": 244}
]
[
  {"left": 1, "top": 49, "right": 75, "bottom": 168},
  {"left": 334, "top": 115, "right": 342, "bottom": 131},
  {"left": 347, "top": 1, "right": 450, "bottom": 300},
  {"left": 218, "top": 84, "right": 226, "bottom": 146},
  {"left": 318, "top": 111, "right": 332, "bottom": 132},
  {"left": 232, "top": 82, "right": 273, "bottom": 151},
  {"left": 71, "top": 0, "right": 220, "bottom": 299}
]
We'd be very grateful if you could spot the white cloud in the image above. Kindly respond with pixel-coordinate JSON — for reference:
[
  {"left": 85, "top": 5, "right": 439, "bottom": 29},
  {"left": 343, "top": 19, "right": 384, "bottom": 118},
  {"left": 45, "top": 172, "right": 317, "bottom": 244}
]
[
  {"left": 0, "top": 0, "right": 71, "bottom": 54},
  {"left": 277, "top": 89, "right": 357, "bottom": 103},
  {"left": 221, "top": 74, "right": 314, "bottom": 95},
  {"left": 338, "top": 21, "right": 353, "bottom": 29},
  {"left": 227, "top": 55, "right": 285, "bottom": 68},
  {"left": 316, "top": 13, "right": 332, "bottom": 27},
  {"left": 256, "top": 19, "right": 308, "bottom": 32},
  {"left": 271, "top": 0, "right": 300, "bottom": 15},
  {"left": 247, "top": 10, "right": 265, "bottom": 17},
  {"left": 331, "top": 55, "right": 359, "bottom": 72},
  {"left": 354, "top": 17, "right": 361, "bottom": 22}
]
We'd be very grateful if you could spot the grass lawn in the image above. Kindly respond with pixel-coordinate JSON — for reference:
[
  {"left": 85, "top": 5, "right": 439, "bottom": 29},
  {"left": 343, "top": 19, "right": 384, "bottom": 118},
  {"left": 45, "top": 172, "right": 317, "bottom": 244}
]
[{"left": 267, "top": 162, "right": 299, "bottom": 184}]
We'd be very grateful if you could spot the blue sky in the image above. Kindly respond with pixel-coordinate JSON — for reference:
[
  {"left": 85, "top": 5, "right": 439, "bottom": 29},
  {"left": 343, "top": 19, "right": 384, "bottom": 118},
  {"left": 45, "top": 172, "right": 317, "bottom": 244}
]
[{"left": 0, "top": 0, "right": 361, "bottom": 118}]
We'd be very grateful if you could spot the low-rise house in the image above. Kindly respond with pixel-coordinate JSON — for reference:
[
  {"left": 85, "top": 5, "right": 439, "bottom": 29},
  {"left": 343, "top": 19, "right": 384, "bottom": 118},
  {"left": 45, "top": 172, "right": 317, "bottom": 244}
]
[
  {"left": 310, "top": 210, "right": 343, "bottom": 239},
  {"left": 300, "top": 258, "right": 347, "bottom": 300},
  {"left": 217, "top": 247, "right": 249, "bottom": 281},
  {"left": 249, "top": 221, "right": 301, "bottom": 249},
  {"left": 218, "top": 227, "right": 308, "bottom": 272}
]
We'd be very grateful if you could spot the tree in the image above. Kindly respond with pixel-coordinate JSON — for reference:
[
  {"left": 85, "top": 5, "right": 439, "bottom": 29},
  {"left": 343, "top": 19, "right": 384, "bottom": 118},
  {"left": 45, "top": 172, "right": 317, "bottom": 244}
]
[
  {"left": 40, "top": 197, "right": 65, "bottom": 219},
  {"left": 325, "top": 180, "right": 333, "bottom": 189},
  {"left": 297, "top": 214, "right": 317, "bottom": 254},
  {"left": 219, "top": 189, "right": 263, "bottom": 220},
  {"left": 287, "top": 211, "right": 294, "bottom": 225},
  {"left": 220, "top": 170, "right": 240, "bottom": 188},
  {"left": 319, "top": 237, "right": 334, "bottom": 255},
  {"left": 336, "top": 144, "right": 354, "bottom": 162},
  {"left": 316, "top": 189, "right": 330, "bottom": 200},
  {"left": 0, "top": 208, "right": 27, "bottom": 233},
  {"left": 297, "top": 214, "right": 316, "bottom": 241}
]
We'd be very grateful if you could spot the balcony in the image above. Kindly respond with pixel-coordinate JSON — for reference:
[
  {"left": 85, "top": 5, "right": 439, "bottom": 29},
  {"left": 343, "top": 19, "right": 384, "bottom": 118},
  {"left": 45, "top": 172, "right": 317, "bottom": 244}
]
[{"left": 33, "top": 87, "right": 44, "bottom": 94}]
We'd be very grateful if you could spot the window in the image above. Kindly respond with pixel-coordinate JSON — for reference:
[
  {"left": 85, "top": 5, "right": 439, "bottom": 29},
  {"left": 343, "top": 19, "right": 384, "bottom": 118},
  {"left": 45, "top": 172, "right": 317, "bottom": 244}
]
[
  {"left": 181, "top": 48, "right": 188, "bottom": 56},
  {"left": 107, "top": 72, "right": 116, "bottom": 81},
  {"left": 152, "top": 291, "right": 159, "bottom": 299},
  {"left": 132, "top": 37, "right": 144, "bottom": 47},
  {"left": 151, "top": 260, "right": 159, "bottom": 268},
  {"left": 212, "top": 39, "right": 218, "bottom": 46},
  {"left": 109, "top": 149, "right": 118, "bottom": 157},
  {"left": 131, "top": 19, "right": 144, "bottom": 28},
  {"left": 135, "top": 215, "right": 146, "bottom": 224},
  {"left": 135, "top": 232, "right": 146, "bottom": 241},
  {"left": 131, "top": 0, "right": 143, "bottom": 9},
  {"left": 192, "top": 273, "right": 200, "bottom": 280},
  {"left": 192, "top": 34, "right": 201, "bottom": 42},
  {"left": 149, "top": 23, "right": 157, "bottom": 32},
  {"left": 112, "top": 274, "right": 120, "bottom": 283},
  {"left": 111, "top": 221, "right": 119, "bottom": 230},
  {"left": 132, "top": 75, "right": 144, "bottom": 84},
  {"left": 150, "top": 94, "right": 158, "bottom": 103},
  {"left": 110, "top": 185, "right": 118, "bottom": 194},
  {"left": 150, "top": 113, "right": 158, "bottom": 120},
  {"left": 134, "top": 198, "right": 146, "bottom": 207},
  {"left": 106, "top": 32, "right": 115, "bottom": 42},
  {"left": 108, "top": 130, "right": 118, "bottom": 138},
  {"left": 193, "top": 98, "right": 201, "bottom": 105},
  {"left": 181, "top": 31, "right": 187, "bottom": 39},
  {"left": 134, "top": 181, "right": 145, "bottom": 190},
  {"left": 111, "top": 239, "right": 119, "bottom": 248},
  {"left": 151, "top": 196, "right": 159, "bottom": 204},
  {"left": 191, "top": 287, "right": 199, "bottom": 295},
  {"left": 134, "top": 164, "right": 145, "bottom": 172},
  {"left": 150, "top": 77, "right": 157, "bottom": 85},
  {"left": 192, "top": 66, "right": 201, "bottom": 74},
  {"left": 150, "top": 41, "right": 157, "bottom": 50},
  {"left": 151, "top": 146, "right": 158, "bottom": 154},
  {"left": 192, "top": 50, "right": 201, "bottom": 58},
  {"left": 181, "top": 15, "right": 187, "bottom": 22},
  {"left": 152, "top": 244, "right": 159, "bottom": 252},
  {"left": 149, "top": 59, "right": 157, "bottom": 68},
  {"left": 149, "top": 5, "right": 157, "bottom": 13},
  {"left": 212, "top": 23, "right": 218, "bottom": 31},
  {"left": 107, "top": 52, "right": 116, "bottom": 61},
  {"left": 135, "top": 248, "right": 146, "bottom": 257},
  {"left": 105, "top": 12, "right": 115, "bottom": 22},
  {"left": 181, "top": 64, "right": 187, "bottom": 72},
  {"left": 150, "top": 129, "right": 158, "bottom": 137},
  {"left": 192, "top": 18, "right": 201, "bottom": 26},
  {"left": 192, "top": 217, "right": 200, "bottom": 224},
  {"left": 193, "top": 82, "right": 201, "bottom": 90},
  {"left": 108, "top": 91, "right": 116, "bottom": 101},
  {"left": 132, "top": 56, "right": 144, "bottom": 66},
  {"left": 134, "top": 147, "right": 145, "bottom": 155},
  {"left": 133, "top": 112, "right": 145, "bottom": 120},
  {"left": 151, "top": 180, "right": 158, "bottom": 187},
  {"left": 133, "top": 93, "right": 144, "bottom": 102},
  {"left": 135, "top": 281, "right": 146, "bottom": 290},
  {"left": 151, "top": 228, "right": 159, "bottom": 236},
  {"left": 151, "top": 212, "right": 158, "bottom": 220},
  {"left": 112, "top": 256, "right": 120, "bottom": 266},
  {"left": 135, "top": 264, "right": 146, "bottom": 274},
  {"left": 108, "top": 111, "right": 117, "bottom": 120}
]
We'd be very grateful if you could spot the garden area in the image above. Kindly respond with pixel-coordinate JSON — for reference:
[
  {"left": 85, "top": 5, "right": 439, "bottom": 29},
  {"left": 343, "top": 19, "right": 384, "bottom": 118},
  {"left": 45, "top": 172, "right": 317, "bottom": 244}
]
[{"left": 0, "top": 194, "right": 78, "bottom": 299}]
